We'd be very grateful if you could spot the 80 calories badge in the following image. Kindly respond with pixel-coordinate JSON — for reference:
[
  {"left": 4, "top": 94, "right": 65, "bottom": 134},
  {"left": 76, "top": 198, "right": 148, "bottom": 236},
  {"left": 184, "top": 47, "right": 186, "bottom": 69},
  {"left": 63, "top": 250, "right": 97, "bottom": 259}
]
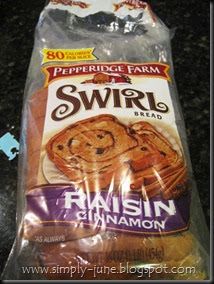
[{"left": 42, "top": 48, "right": 98, "bottom": 64}]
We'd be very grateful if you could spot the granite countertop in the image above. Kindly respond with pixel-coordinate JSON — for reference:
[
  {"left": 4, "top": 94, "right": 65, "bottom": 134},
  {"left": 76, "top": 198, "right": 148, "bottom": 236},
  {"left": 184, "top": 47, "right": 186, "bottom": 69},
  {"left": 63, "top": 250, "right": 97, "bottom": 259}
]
[{"left": 0, "top": 0, "right": 210, "bottom": 276}]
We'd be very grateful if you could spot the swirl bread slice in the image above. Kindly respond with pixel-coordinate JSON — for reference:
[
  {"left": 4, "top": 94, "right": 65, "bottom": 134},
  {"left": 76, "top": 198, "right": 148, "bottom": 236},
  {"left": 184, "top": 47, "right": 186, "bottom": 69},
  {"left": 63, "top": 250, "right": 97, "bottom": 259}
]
[
  {"left": 46, "top": 115, "right": 166, "bottom": 191},
  {"left": 46, "top": 116, "right": 187, "bottom": 198},
  {"left": 46, "top": 115, "right": 139, "bottom": 186}
]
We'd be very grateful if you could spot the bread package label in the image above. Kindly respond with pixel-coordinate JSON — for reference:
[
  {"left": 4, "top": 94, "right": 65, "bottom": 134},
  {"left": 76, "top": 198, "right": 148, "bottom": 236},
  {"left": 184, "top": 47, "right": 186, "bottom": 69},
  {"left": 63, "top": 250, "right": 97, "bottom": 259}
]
[{"left": 24, "top": 62, "right": 190, "bottom": 241}]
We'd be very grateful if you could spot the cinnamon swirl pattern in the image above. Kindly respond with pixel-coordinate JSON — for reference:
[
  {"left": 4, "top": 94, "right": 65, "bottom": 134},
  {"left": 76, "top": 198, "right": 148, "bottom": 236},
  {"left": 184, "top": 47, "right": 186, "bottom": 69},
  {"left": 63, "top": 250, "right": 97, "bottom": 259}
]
[{"left": 46, "top": 114, "right": 188, "bottom": 199}]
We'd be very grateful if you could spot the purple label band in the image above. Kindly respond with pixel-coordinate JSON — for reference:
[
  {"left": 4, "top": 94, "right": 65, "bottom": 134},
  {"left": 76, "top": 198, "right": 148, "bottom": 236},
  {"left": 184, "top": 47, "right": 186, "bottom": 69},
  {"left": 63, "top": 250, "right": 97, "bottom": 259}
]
[{"left": 25, "top": 185, "right": 191, "bottom": 236}]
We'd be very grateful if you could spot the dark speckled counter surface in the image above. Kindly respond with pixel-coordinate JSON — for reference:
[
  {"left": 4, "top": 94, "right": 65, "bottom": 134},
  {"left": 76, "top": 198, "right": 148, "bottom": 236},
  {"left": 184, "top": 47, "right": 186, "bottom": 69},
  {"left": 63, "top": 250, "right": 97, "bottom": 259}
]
[{"left": 0, "top": 0, "right": 210, "bottom": 276}]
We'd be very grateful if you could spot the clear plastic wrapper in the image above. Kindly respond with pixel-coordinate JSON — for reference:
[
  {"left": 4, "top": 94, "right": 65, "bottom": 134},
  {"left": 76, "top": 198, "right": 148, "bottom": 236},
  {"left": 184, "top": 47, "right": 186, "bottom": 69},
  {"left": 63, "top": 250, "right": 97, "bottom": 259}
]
[{"left": 2, "top": 0, "right": 209, "bottom": 280}]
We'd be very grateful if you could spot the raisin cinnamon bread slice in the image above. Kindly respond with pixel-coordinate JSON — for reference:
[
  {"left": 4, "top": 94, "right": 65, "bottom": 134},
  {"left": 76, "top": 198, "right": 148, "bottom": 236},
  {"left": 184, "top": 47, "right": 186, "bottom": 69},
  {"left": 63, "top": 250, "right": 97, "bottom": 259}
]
[
  {"left": 46, "top": 115, "right": 139, "bottom": 188},
  {"left": 46, "top": 115, "right": 166, "bottom": 191}
]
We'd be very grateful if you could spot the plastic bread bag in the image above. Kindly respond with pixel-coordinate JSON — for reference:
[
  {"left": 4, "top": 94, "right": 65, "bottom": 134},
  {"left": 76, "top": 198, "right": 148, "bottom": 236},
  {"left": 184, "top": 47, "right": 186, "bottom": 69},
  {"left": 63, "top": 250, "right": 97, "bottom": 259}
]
[{"left": 2, "top": 0, "right": 209, "bottom": 280}]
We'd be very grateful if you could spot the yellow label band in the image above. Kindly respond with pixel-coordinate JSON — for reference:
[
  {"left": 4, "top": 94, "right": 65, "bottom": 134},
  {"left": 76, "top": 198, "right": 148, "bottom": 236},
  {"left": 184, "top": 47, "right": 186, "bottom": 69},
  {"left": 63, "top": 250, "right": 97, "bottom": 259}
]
[{"left": 42, "top": 48, "right": 97, "bottom": 64}]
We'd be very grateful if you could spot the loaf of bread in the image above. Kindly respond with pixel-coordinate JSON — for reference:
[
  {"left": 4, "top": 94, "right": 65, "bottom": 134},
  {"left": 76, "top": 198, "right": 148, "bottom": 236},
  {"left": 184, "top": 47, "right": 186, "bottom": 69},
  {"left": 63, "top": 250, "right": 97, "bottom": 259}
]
[
  {"left": 20, "top": 79, "right": 206, "bottom": 281},
  {"left": 2, "top": 1, "right": 208, "bottom": 281}
]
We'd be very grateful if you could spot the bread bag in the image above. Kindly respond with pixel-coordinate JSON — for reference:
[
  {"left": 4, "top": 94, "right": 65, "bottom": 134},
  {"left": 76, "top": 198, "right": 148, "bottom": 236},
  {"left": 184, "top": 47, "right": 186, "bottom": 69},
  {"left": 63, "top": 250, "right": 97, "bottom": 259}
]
[{"left": 2, "top": 0, "right": 209, "bottom": 280}]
